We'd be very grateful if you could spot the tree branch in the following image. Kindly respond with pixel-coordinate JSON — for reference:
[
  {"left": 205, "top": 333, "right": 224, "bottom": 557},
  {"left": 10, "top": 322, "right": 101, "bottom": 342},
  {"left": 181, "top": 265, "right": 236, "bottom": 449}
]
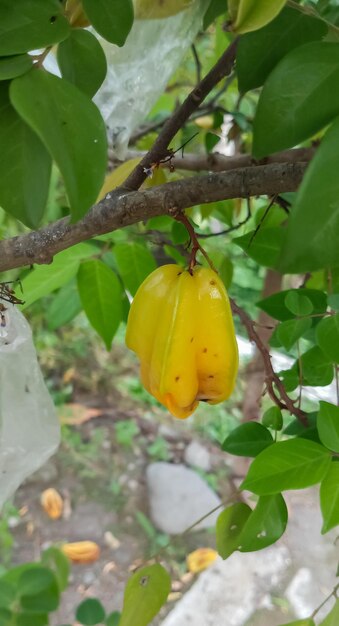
[
  {"left": 122, "top": 37, "right": 239, "bottom": 190},
  {"left": 0, "top": 161, "right": 307, "bottom": 272}
]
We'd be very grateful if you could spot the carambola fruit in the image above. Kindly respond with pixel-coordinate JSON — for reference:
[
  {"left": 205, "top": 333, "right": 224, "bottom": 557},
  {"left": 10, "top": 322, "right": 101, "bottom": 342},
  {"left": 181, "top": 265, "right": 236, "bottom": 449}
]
[{"left": 126, "top": 264, "right": 238, "bottom": 419}]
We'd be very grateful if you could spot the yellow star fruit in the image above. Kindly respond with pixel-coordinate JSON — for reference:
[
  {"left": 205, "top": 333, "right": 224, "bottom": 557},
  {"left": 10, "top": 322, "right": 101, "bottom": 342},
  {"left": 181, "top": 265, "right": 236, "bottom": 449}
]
[{"left": 126, "top": 264, "right": 238, "bottom": 419}]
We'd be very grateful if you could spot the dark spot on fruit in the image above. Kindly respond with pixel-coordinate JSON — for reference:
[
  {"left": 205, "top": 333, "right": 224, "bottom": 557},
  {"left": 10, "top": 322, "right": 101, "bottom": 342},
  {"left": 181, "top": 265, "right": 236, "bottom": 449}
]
[
  {"left": 214, "top": 353, "right": 218, "bottom": 357},
  {"left": 203, "top": 348, "right": 207, "bottom": 353},
  {"left": 190, "top": 337, "right": 194, "bottom": 343},
  {"left": 175, "top": 376, "right": 180, "bottom": 382},
  {"left": 208, "top": 375, "right": 214, "bottom": 379},
  {"left": 210, "top": 280, "right": 216, "bottom": 285},
  {"left": 50, "top": 15, "right": 57, "bottom": 22},
  {"left": 177, "top": 271, "right": 182, "bottom": 276}
]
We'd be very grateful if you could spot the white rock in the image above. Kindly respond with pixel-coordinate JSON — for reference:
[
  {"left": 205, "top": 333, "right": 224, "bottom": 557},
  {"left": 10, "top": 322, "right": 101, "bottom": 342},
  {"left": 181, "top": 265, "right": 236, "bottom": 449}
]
[
  {"left": 161, "top": 546, "right": 290, "bottom": 626},
  {"left": 146, "top": 462, "right": 221, "bottom": 534},
  {"left": 184, "top": 441, "right": 211, "bottom": 472}
]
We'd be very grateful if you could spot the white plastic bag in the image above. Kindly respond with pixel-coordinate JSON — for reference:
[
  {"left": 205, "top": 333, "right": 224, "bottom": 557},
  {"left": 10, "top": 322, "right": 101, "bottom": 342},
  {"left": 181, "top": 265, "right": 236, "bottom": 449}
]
[
  {"left": 94, "top": 0, "right": 209, "bottom": 158},
  {"left": 0, "top": 302, "right": 60, "bottom": 509}
]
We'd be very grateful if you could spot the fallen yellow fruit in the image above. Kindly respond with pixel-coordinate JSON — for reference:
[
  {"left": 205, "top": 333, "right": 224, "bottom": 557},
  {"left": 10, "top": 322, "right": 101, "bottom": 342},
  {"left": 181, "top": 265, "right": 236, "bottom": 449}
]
[
  {"left": 40, "top": 488, "right": 63, "bottom": 520},
  {"left": 126, "top": 264, "right": 238, "bottom": 419},
  {"left": 62, "top": 541, "right": 100, "bottom": 564},
  {"left": 187, "top": 547, "right": 218, "bottom": 573}
]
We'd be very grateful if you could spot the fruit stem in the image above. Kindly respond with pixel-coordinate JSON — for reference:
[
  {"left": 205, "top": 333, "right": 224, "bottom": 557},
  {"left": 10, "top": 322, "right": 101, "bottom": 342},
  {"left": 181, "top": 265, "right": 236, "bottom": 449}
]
[{"left": 174, "top": 212, "right": 217, "bottom": 273}]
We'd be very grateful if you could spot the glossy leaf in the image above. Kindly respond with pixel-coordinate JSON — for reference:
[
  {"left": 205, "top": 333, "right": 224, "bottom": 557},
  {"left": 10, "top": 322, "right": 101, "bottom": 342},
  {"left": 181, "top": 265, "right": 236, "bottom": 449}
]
[
  {"left": 222, "top": 422, "right": 273, "bottom": 457},
  {"left": 16, "top": 613, "right": 49, "bottom": 626},
  {"left": 106, "top": 612, "right": 121, "bottom": 626},
  {"left": 262, "top": 406, "right": 283, "bottom": 431},
  {"left": 114, "top": 243, "right": 156, "bottom": 296},
  {"left": 300, "top": 346, "right": 334, "bottom": 387},
  {"left": 316, "top": 314, "right": 339, "bottom": 364},
  {"left": 319, "top": 598, "right": 339, "bottom": 624},
  {"left": 317, "top": 402, "right": 339, "bottom": 453},
  {"left": 10, "top": 69, "right": 107, "bottom": 221},
  {"left": 0, "top": 54, "right": 32, "bottom": 80},
  {"left": 76, "top": 598, "right": 106, "bottom": 626},
  {"left": 57, "top": 29, "right": 107, "bottom": 98},
  {"left": 21, "top": 243, "right": 96, "bottom": 309},
  {"left": 237, "top": 7, "right": 327, "bottom": 92},
  {"left": 285, "top": 291, "right": 313, "bottom": 316},
  {"left": 233, "top": 0, "right": 287, "bottom": 34},
  {"left": 277, "top": 318, "right": 312, "bottom": 351},
  {"left": 82, "top": 0, "right": 134, "bottom": 47},
  {"left": 279, "top": 117, "right": 339, "bottom": 272},
  {"left": 216, "top": 503, "right": 252, "bottom": 559},
  {"left": 47, "top": 280, "right": 82, "bottom": 330},
  {"left": 119, "top": 564, "right": 170, "bottom": 626},
  {"left": 77, "top": 260, "right": 122, "bottom": 350},
  {"left": 0, "top": 0, "right": 70, "bottom": 55},
  {"left": 257, "top": 289, "right": 327, "bottom": 322},
  {"left": 253, "top": 42, "right": 339, "bottom": 158},
  {"left": 241, "top": 439, "right": 331, "bottom": 495},
  {"left": 239, "top": 494, "right": 288, "bottom": 551},
  {"left": 320, "top": 461, "right": 339, "bottom": 533},
  {"left": 0, "top": 81, "right": 51, "bottom": 228},
  {"left": 234, "top": 227, "right": 284, "bottom": 268}
]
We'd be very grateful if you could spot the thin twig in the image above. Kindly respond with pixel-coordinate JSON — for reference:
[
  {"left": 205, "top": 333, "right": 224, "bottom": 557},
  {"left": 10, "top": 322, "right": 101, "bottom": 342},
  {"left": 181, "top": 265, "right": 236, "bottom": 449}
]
[
  {"left": 198, "top": 198, "right": 252, "bottom": 238},
  {"left": 310, "top": 582, "right": 339, "bottom": 619},
  {"left": 191, "top": 43, "right": 202, "bottom": 85},
  {"left": 230, "top": 298, "right": 308, "bottom": 425}
]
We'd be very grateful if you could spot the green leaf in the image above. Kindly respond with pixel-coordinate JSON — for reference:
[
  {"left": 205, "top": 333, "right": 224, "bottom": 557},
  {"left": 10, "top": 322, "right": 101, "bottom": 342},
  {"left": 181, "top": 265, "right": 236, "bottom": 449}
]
[
  {"left": 285, "top": 291, "right": 313, "bottom": 316},
  {"left": 77, "top": 259, "right": 122, "bottom": 349},
  {"left": 0, "top": 81, "right": 51, "bottom": 228},
  {"left": 277, "top": 318, "right": 312, "bottom": 351},
  {"left": 320, "top": 461, "right": 339, "bottom": 533},
  {"left": 316, "top": 314, "right": 339, "bottom": 364},
  {"left": 222, "top": 422, "right": 273, "bottom": 457},
  {"left": 57, "top": 29, "right": 107, "bottom": 98},
  {"left": 18, "top": 567, "right": 60, "bottom": 613},
  {"left": 317, "top": 402, "right": 339, "bottom": 452},
  {"left": 41, "top": 547, "right": 70, "bottom": 592},
  {"left": 262, "top": 406, "right": 283, "bottom": 431},
  {"left": 21, "top": 243, "right": 96, "bottom": 309},
  {"left": 82, "top": 0, "right": 134, "bottom": 47},
  {"left": 284, "top": 412, "right": 317, "bottom": 436},
  {"left": 278, "top": 117, "right": 339, "bottom": 272},
  {"left": 237, "top": 7, "right": 327, "bottom": 92},
  {"left": 76, "top": 598, "right": 106, "bottom": 626},
  {"left": 233, "top": 0, "right": 287, "bottom": 34},
  {"left": 0, "top": 581, "right": 16, "bottom": 609},
  {"left": 203, "top": 0, "right": 226, "bottom": 29},
  {"left": 216, "top": 503, "right": 252, "bottom": 559},
  {"left": 171, "top": 221, "right": 189, "bottom": 245},
  {"left": 234, "top": 227, "right": 285, "bottom": 268},
  {"left": 114, "top": 243, "right": 156, "bottom": 296},
  {"left": 47, "top": 279, "right": 82, "bottom": 330},
  {"left": 239, "top": 494, "right": 288, "bottom": 551},
  {"left": 0, "top": 0, "right": 70, "bottom": 56},
  {"left": 119, "top": 564, "right": 171, "bottom": 626},
  {"left": 106, "top": 612, "right": 121, "bottom": 626},
  {"left": 300, "top": 346, "right": 334, "bottom": 387},
  {"left": 257, "top": 289, "right": 327, "bottom": 322},
  {"left": 241, "top": 439, "right": 331, "bottom": 495},
  {"left": 319, "top": 598, "right": 339, "bottom": 624},
  {"left": 16, "top": 613, "right": 49, "bottom": 626},
  {"left": 10, "top": 69, "right": 107, "bottom": 221},
  {"left": 253, "top": 42, "right": 339, "bottom": 158},
  {"left": 0, "top": 54, "right": 32, "bottom": 80}
]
